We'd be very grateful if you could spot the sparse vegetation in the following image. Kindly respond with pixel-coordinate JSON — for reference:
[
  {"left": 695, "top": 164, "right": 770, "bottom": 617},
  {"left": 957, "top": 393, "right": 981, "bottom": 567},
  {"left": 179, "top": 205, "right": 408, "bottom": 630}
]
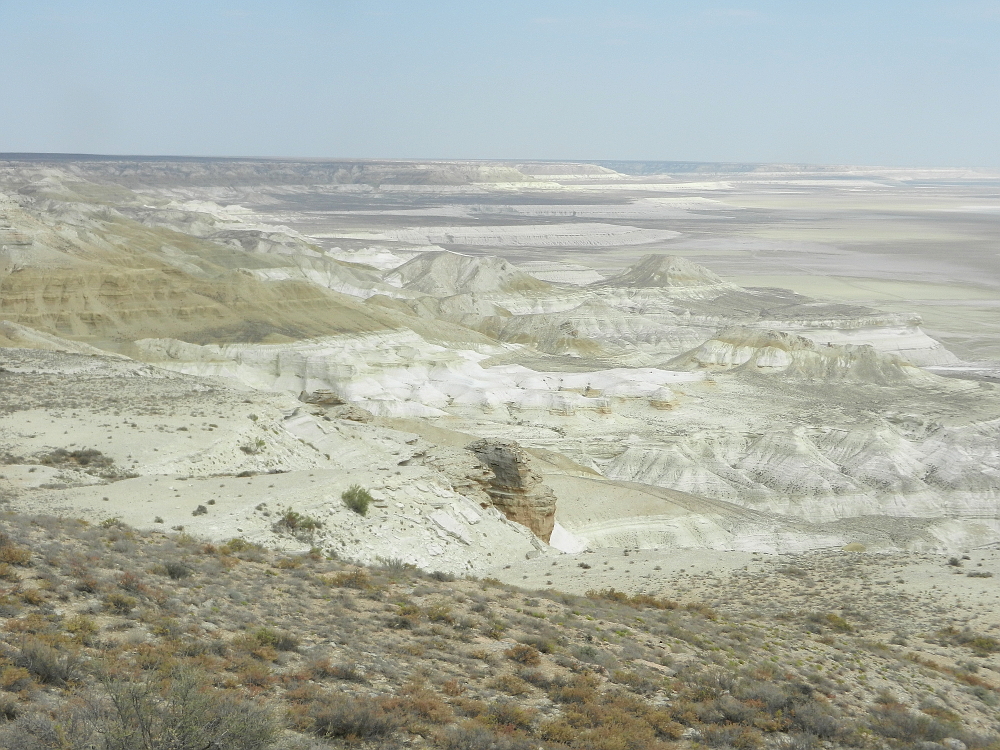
[
  {"left": 272, "top": 508, "right": 322, "bottom": 536},
  {"left": 342, "top": 483, "right": 373, "bottom": 516},
  {"left": 0, "top": 511, "right": 996, "bottom": 750}
]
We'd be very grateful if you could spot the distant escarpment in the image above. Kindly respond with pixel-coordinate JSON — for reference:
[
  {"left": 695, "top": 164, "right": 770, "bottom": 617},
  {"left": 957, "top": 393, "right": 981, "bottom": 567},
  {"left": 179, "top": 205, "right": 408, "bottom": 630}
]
[{"left": 666, "top": 327, "right": 930, "bottom": 383}]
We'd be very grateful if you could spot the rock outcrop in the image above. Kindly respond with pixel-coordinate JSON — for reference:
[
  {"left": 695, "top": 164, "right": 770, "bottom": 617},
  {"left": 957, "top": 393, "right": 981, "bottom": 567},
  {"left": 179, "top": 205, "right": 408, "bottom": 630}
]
[
  {"left": 597, "top": 254, "right": 728, "bottom": 289},
  {"left": 466, "top": 439, "right": 557, "bottom": 542},
  {"left": 666, "top": 327, "right": 930, "bottom": 383}
]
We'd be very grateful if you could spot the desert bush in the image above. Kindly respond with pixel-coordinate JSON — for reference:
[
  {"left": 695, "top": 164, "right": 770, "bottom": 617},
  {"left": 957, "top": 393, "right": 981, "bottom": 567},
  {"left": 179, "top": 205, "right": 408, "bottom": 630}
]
[
  {"left": 99, "top": 668, "right": 278, "bottom": 750},
  {"left": 104, "top": 592, "right": 138, "bottom": 614},
  {"left": 426, "top": 602, "right": 454, "bottom": 624},
  {"left": 505, "top": 643, "right": 542, "bottom": 666},
  {"left": 700, "top": 723, "right": 764, "bottom": 749},
  {"left": 439, "top": 724, "right": 537, "bottom": 750},
  {"left": 0, "top": 666, "right": 34, "bottom": 692},
  {"left": 326, "top": 662, "right": 366, "bottom": 682},
  {"left": 585, "top": 587, "right": 679, "bottom": 610},
  {"left": 518, "top": 633, "right": 559, "bottom": 654},
  {"left": 492, "top": 673, "right": 532, "bottom": 696},
  {"left": 327, "top": 569, "right": 372, "bottom": 590},
  {"left": 790, "top": 700, "right": 854, "bottom": 740},
  {"left": 65, "top": 615, "right": 99, "bottom": 643},
  {"left": 342, "top": 484, "right": 373, "bottom": 516},
  {"left": 518, "top": 668, "right": 551, "bottom": 688},
  {"left": 482, "top": 618, "right": 508, "bottom": 639},
  {"left": 0, "top": 694, "right": 17, "bottom": 721},
  {"left": 393, "top": 602, "right": 423, "bottom": 629},
  {"left": 245, "top": 626, "right": 299, "bottom": 653},
  {"left": 375, "top": 556, "right": 414, "bottom": 575},
  {"left": 484, "top": 699, "right": 536, "bottom": 730},
  {"left": 869, "top": 703, "right": 956, "bottom": 742},
  {"left": 937, "top": 626, "right": 1000, "bottom": 656},
  {"left": 117, "top": 571, "right": 143, "bottom": 592},
  {"left": 274, "top": 508, "right": 322, "bottom": 534},
  {"left": 219, "top": 537, "right": 253, "bottom": 554},
  {"left": 14, "top": 638, "right": 82, "bottom": 685},
  {"left": 163, "top": 560, "right": 192, "bottom": 580},
  {"left": 610, "top": 669, "right": 661, "bottom": 695},
  {"left": 0, "top": 544, "right": 31, "bottom": 566},
  {"left": 307, "top": 693, "right": 397, "bottom": 739}
]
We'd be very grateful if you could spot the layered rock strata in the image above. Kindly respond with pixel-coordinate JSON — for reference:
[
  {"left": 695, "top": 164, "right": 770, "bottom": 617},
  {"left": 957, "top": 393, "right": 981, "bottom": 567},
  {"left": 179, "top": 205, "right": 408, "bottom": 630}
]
[{"left": 466, "top": 439, "right": 557, "bottom": 542}]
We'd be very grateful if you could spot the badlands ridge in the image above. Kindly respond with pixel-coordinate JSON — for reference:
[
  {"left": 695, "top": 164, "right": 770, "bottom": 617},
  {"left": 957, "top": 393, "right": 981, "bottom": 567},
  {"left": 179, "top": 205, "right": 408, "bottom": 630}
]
[{"left": 1, "top": 157, "right": 998, "bottom": 574}]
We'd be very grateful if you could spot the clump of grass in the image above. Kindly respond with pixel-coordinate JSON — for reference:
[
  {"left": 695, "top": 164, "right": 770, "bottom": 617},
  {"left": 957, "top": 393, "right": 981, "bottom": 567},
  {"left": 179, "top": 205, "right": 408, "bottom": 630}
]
[{"left": 342, "top": 484, "right": 373, "bottom": 516}]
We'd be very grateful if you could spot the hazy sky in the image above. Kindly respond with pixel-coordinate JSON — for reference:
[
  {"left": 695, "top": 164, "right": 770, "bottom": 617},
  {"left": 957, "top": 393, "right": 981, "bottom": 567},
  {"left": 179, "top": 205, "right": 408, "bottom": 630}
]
[{"left": 2, "top": 1, "right": 999, "bottom": 166}]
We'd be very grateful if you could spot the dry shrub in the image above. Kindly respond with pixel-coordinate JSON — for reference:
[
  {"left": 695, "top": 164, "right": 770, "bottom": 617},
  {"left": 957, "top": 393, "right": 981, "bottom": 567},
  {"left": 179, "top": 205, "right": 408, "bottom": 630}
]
[
  {"left": 64, "top": 615, "right": 99, "bottom": 643},
  {"left": 0, "top": 545, "right": 31, "bottom": 567},
  {"left": 383, "top": 683, "right": 455, "bottom": 727},
  {"left": 492, "top": 673, "right": 532, "bottom": 696},
  {"left": 505, "top": 643, "right": 541, "bottom": 666},
  {"left": 306, "top": 693, "right": 398, "bottom": 740},
  {"left": 0, "top": 666, "right": 34, "bottom": 692},
  {"left": 585, "top": 588, "right": 679, "bottom": 610},
  {"left": 438, "top": 724, "right": 537, "bottom": 750},
  {"left": 426, "top": 602, "right": 454, "bottom": 624},
  {"left": 441, "top": 678, "right": 465, "bottom": 696},
  {"left": 117, "top": 571, "right": 143, "bottom": 592},
  {"left": 393, "top": 602, "right": 422, "bottom": 629},
  {"left": 483, "top": 700, "right": 536, "bottom": 731},
  {"left": 313, "top": 660, "right": 366, "bottom": 682},
  {"left": 97, "top": 669, "right": 278, "bottom": 750},
  {"left": 14, "top": 638, "right": 81, "bottom": 685},
  {"left": 19, "top": 589, "right": 45, "bottom": 606},
  {"left": 701, "top": 723, "right": 764, "bottom": 749},
  {"left": 327, "top": 569, "right": 373, "bottom": 590},
  {"left": 103, "top": 592, "right": 138, "bottom": 614}
]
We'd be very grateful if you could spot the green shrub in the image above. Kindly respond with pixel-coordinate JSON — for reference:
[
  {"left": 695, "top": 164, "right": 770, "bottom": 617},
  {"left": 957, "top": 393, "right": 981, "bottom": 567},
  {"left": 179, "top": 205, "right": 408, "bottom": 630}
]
[
  {"left": 342, "top": 484, "right": 373, "bottom": 516},
  {"left": 274, "top": 508, "right": 322, "bottom": 534},
  {"left": 250, "top": 626, "right": 299, "bottom": 652},
  {"left": 103, "top": 592, "right": 138, "bottom": 614},
  {"left": 163, "top": 561, "right": 192, "bottom": 580}
]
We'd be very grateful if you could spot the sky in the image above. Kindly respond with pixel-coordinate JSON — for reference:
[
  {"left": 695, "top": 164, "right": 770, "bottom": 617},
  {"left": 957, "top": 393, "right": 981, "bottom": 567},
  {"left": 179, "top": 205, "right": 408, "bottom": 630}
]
[{"left": 1, "top": 1, "right": 999, "bottom": 166}]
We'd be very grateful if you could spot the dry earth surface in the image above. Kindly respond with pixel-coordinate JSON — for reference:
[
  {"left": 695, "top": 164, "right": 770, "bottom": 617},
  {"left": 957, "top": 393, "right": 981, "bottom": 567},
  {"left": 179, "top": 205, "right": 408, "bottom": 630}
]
[{"left": 1, "top": 156, "right": 999, "bottom": 748}]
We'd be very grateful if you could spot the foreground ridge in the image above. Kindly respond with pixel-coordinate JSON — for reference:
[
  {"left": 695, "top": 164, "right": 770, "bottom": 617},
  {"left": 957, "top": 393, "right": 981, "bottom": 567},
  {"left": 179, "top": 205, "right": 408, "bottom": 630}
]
[{"left": 0, "top": 512, "right": 997, "bottom": 749}]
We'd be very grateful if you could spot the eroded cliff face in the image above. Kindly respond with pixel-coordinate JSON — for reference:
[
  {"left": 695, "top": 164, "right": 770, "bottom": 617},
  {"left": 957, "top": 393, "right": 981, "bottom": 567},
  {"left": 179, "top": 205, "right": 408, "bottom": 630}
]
[{"left": 466, "top": 439, "right": 557, "bottom": 542}]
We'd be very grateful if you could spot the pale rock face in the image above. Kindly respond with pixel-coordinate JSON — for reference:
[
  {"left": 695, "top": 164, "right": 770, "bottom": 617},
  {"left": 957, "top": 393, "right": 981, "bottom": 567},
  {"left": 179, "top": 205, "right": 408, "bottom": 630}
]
[
  {"left": 134, "top": 333, "right": 698, "bottom": 419},
  {"left": 466, "top": 439, "right": 557, "bottom": 542},
  {"left": 597, "top": 254, "right": 730, "bottom": 289},
  {"left": 667, "top": 327, "right": 931, "bottom": 383},
  {"left": 3, "top": 162, "right": 995, "bottom": 561},
  {"left": 383, "top": 251, "right": 549, "bottom": 295}
]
